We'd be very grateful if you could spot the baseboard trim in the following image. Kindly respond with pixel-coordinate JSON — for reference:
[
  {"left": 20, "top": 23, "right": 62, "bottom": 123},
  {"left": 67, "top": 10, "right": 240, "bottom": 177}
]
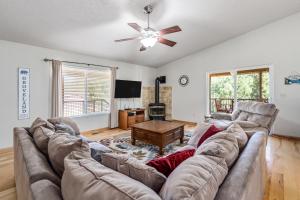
[
  {"left": 171, "top": 119, "right": 197, "bottom": 126},
  {"left": 0, "top": 147, "right": 13, "bottom": 154},
  {"left": 81, "top": 127, "right": 110, "bottom": 135},
  {"left": 271, "top": 134, "right": 300, "bottom": 141}
]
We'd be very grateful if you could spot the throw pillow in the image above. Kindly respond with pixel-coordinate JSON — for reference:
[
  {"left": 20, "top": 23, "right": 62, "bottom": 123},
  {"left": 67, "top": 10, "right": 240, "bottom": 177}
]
[
  {"left": 196, "top": 132, "right": 239, "bottom": 168},
  {"left": 48, "top": 117, "right": 80, "bottom": 135},
  {"left": 88, "top": 142, "right": 112, "bottom": 162},
  {"left": 226, "top": 123, "right": 248, "bottom": 149},
  {"left": 29, "top": 117, "right": 55, "bottom": 135},
  {"left": 159, "top": 155, "right": 228, "bottom": 200},
  {"left": 33, "top": 126, "right": 55, "bottom": 155},
  {"left": 54, "top": 123, "right": 76, "bottom": 136},
  {"left": 146, "top": 149, "right": 195, "bottom": 177},
  {"left": 62, "top": 153, "right": 161, "bottom": 200},
  {"left": 48, "top": 133, "right": 90, "bottom": 177},
  {"left": 197, "top": 125, "right": 222, "bottom": 147},
  {"left": 101, "top": 153, "right": 166, "bottom": 193},
  {"left": 187, "top": 122, "right": 211, "bottom": 147}
]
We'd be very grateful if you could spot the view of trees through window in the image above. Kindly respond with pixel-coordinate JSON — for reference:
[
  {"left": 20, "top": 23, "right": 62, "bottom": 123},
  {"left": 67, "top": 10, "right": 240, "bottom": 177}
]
[{"left": 210, "top": 68, "right": 270, "bottom": 113}]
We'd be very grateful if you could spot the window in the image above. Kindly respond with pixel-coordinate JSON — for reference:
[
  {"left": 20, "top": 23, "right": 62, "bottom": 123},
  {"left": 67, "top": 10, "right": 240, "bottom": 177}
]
[
  {"left": 62, "top": 66, "right": 111, "bottom": 117},
  {"left": 209, "top": 67, "right": 270, "bottom": 114}
]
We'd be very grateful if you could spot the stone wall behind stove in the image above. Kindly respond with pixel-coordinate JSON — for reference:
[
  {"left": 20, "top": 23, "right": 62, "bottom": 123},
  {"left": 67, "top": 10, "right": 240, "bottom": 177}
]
[{"left": 142, "top": 86, "right": 172, "bottom": 120}]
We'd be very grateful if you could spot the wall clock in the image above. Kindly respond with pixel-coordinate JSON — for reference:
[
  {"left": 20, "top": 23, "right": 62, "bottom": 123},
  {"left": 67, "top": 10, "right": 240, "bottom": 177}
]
[{"left": 178, "top": 75, "right": 189, "bottom": 87}]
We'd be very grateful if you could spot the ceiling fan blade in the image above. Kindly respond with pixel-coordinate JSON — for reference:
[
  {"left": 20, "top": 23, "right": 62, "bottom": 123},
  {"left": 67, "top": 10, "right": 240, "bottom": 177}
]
[
  {"left": 128, "top": 23, "right": 143, "bottom": 32},
  {"left": 115, "top": 37, "right": 139, "bottom": 42},
  {"left": 140, "top": 46, "right": 147, "bottom": 51},
  {"left": 159, "top": 38, "right": 177, "bottom": 47},
  {"left": 159, "top": 25, "right": 182, "bottom": 35}
]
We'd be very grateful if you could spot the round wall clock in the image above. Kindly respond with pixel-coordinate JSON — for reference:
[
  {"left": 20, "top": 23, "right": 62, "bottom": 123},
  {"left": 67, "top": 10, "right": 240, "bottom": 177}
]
[{"left": 178, "top": 75, "right": 190, "bottom": 87}]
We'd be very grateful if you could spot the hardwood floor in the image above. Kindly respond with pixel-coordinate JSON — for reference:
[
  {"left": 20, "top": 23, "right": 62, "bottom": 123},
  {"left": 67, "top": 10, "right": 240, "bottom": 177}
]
[{"left": 0, "top": 127, "right": 299, "bottom": 200}]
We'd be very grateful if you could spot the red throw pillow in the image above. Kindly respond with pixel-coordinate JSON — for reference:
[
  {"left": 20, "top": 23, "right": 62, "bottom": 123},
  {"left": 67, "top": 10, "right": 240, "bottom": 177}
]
[
  {"left": 146, "top": 149, "right": 195, "bottom": 177},
  {"left": 197, "top": 125, "right": 222, "bottom": 147}
]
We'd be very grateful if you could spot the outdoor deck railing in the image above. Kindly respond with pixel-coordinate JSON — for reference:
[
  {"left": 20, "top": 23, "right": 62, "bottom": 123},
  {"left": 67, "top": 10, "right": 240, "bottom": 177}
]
[
  {"left": 210, "top": 98, "right": 269, "bottom": 113},
  {"left": 63, "top": 99, "right": 109, "bottom": 117}
]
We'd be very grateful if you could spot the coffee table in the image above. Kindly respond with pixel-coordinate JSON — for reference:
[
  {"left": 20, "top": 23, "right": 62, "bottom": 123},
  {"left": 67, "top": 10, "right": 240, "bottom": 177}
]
[{"left": 131, "top": 120, "right": 185, "bottom": 155}]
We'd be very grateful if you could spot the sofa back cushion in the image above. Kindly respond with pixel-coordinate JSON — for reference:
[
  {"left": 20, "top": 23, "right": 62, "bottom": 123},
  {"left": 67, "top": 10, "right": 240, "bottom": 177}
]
[
  {"left": 62, "top": 153, "right": 162, "bottom": 200},
  {"left": 48, "top": 133, "right": 90, "bottom": 177},
  {"left": 48, "top": 117, "right": 80, "bottom": 135},
  {"left": 225, "top": 123, "right": 248, "bottom": 149},
  {"left": 101, "top": 153, "right": 166, "bottom": 193},
  {"left": 196, "top": 132, "right": 239, "bottom": 168},
  {"left": 33, "top": 127, "right": 55, "bottom": 155},
  {"left": 29, "top": 117, "right": 55, "bottom": 136},
  {"left": 159, "top": 155, "right": 228, "bottom": 200}
]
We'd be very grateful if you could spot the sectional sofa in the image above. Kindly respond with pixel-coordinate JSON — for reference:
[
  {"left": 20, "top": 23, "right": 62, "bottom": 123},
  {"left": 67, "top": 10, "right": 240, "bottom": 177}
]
[{"left": 14, "top": 104, "right": 277, "bottom": 200}]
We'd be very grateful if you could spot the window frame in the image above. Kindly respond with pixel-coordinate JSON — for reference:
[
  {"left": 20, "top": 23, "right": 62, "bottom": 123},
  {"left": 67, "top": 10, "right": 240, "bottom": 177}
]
[
  {"left": 206, "top": 65, "right": 274, "bottom": 115},
  {"left": 61, "top": 64, "right": 111, "bottom": 117}
]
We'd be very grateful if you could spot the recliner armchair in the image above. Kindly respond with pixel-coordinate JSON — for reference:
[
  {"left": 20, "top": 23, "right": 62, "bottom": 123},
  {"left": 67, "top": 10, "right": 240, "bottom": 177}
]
[{"left": 206, "top": 101, "right": 279, "bottom": 135}]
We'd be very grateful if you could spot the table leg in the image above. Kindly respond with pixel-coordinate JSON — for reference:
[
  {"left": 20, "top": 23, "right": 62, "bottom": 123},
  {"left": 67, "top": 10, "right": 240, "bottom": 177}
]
[
  {"left": 180, "top": 127, "right": 184, "bottom": 144},
  {"left": 159, "top": 146, "right": 164, "bottom": 155}
]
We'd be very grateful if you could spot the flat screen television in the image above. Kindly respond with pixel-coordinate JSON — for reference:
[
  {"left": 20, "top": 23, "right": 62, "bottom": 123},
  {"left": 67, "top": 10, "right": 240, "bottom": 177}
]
[{"left": 115, "top": 80, "right": 142, "bottom": 98}]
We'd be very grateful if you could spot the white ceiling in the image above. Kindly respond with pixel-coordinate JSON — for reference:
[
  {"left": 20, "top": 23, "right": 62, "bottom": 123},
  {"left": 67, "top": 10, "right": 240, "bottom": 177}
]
[{"left": 1, "top": 0, "right": 300, "bottom": 67}]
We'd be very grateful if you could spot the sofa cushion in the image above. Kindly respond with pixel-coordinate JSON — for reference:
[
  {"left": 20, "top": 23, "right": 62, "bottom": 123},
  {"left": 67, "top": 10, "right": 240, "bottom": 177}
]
[
  {"left": 207, "top": 119, "right": 232, "bottom": 129},
  {"left": 243, "top": 127, "right": 269, "bottom": 137},
  {"left": 54, "top": 123, "right": 76, "bottom": 136},
  {"left": 31, "top": 180, "right": 62, "bottom": 200},
  {"left": 159, "top": 155, "right": 228, "bottom": 200},
  {"left": 62, "top": 153, "right": 162, "bottom": 200},
  {"left": 236, "top": 111, "right": 249, "bottom": 121},
  {"left": 146, "top": 149, "right": 195, "bottom": 177},
  {"left": 89, "top": 142, "right": 112, "bottom": 162},
  {"left": 196, "top": 132, "right": 239, "bottom": 168},
  {"left": 101, "top": 153, "right": 166, "bottom": 193},
  {"left": 33, "top": 127, "right": 55, "bottom": 155},
  {"left": 29, "top": 117, "right": 55, "bottom": 135},
  {"left": 226, "top": 123, "right": 248, "bottom": 149},
  {"left": 187, "top": 122, "right": 211, "bottom": 147},
  {"left": 48, "top": 133, "right": 90, "bottom": 177},
  {"left": 48, "top": 117, "right": 80, "bottom": 135},
  {"left": 197, "top": 125, "right": 222, "bottom": 147}
]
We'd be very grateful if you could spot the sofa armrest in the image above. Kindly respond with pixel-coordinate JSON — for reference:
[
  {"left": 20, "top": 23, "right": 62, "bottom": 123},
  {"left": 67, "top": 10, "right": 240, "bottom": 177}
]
[{"left": 211, "top": 112, "right": 233, "bottom": 121}]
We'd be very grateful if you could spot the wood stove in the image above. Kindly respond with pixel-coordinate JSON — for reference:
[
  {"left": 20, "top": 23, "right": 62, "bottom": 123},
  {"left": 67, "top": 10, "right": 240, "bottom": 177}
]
[{"left": 149, "top": 76, "right": 166, "bottom": 120}]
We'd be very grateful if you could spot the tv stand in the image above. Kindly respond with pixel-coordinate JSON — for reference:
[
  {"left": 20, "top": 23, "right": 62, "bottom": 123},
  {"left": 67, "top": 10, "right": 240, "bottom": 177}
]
[{"left": 118, "top": 108, "right": 145, "bottom": 130}]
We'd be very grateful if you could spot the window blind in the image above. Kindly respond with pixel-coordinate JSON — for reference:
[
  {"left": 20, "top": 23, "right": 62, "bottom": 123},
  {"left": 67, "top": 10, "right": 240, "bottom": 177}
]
[{"left": 62, "top": 66, "right": 111, "bottom": 117}]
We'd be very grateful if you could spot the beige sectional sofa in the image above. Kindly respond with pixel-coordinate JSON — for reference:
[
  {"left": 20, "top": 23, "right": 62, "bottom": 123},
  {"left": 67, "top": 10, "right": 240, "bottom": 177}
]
[{"left": 14, "top": 124, "right": 268, "bottom": 200}]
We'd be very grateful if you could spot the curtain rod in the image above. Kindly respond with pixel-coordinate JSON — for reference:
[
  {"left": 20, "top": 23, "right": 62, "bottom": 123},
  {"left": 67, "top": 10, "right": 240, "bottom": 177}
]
[{"left": 43, "top": 58, "right": 118, "bottom": 69}]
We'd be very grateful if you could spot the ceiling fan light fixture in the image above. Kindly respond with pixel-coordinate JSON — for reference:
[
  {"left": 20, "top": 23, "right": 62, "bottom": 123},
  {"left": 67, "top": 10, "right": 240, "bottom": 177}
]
[
  {"left": 140, "top": 29, "right": 159, "bottom": 47},
  {"left": 141, "top": 37, "right": 158, "bottom": 47}
]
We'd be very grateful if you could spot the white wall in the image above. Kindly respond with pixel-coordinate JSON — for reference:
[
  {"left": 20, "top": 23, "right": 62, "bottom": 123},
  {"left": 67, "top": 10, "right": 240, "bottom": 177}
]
[
  {"left": 157, "top": 12, "right": 300, "bottom": 137},
  {"left": 0, "top": 40, "right": 156, "bottom": 148}
]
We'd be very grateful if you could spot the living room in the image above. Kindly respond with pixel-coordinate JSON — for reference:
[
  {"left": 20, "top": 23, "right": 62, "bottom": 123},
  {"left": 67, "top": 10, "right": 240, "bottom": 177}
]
[{"left": 0, "top": 1, "right": 300, "bottom": 200}]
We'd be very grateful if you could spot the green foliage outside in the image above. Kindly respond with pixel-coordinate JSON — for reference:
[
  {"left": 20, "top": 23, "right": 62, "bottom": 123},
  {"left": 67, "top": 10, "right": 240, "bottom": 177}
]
[{"left": 210, "top": 71, "right": 269, "bottom": 112}]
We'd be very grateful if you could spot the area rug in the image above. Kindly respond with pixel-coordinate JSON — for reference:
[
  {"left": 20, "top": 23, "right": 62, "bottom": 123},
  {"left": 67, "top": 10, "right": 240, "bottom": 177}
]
[{"left": 99, "top": 130, "right": 193, "bottom": 163}]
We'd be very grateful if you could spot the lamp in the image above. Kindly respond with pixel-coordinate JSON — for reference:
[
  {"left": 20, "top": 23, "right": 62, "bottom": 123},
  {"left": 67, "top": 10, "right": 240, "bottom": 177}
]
[{"left": 140, "top": 29, "right": 159, "bottom": 48}]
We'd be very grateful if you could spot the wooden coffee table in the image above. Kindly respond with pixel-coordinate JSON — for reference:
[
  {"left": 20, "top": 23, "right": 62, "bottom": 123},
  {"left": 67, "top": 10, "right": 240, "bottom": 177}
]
[{"left": 131, "top": 120, "right": 185, "bottom": 155}]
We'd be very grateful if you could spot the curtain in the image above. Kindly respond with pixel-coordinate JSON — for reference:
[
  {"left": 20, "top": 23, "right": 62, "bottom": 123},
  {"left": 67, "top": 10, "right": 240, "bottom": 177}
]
[
  {"left": 109, "top": 67, "right": 118, "bottom": 128},
  {"left": 51, "top": 60, "right": 63, "bottom": 117}
]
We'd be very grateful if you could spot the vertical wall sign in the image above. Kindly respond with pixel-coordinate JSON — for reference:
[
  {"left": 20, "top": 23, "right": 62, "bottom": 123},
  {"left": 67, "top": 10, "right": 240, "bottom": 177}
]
[{"left": 18, "top": 68, "right": 30, "bottom": 120}]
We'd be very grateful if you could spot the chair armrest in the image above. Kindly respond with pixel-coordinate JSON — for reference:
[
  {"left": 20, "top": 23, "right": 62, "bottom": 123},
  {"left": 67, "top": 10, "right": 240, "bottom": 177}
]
[{"left": 211, "top": 112, "right": 233, "bottom": 121}]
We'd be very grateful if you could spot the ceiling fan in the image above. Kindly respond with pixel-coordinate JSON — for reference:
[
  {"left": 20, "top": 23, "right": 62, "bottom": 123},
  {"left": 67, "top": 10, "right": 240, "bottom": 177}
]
[{"left": 115, "top": 5, "right": 182, "bottom": 51}]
